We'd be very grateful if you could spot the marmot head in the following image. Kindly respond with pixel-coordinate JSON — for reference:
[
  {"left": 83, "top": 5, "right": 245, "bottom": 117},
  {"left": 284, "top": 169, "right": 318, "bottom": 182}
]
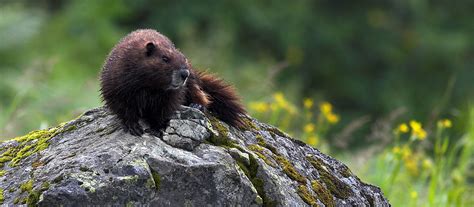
[{"left": 103, "top": 29, "right": 190, "bottom": 91}]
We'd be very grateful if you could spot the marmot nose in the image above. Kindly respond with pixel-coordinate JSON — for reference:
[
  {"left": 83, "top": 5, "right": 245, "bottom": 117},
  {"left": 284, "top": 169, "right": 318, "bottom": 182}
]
[{"left": 179, "top": 69, "right": 190, "bottom": 80}]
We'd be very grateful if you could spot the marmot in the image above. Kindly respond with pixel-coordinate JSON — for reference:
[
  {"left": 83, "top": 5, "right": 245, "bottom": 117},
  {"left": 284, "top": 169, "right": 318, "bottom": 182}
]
[{"left": 100, "top": 29, "right": 246, "bottom": 135}]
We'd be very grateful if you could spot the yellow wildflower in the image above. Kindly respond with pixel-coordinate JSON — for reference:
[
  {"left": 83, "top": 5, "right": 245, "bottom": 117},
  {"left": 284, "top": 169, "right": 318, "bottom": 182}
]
[
  {"left": 409, "top": 120, "right": 422, "bottom": 131},
  {"left": 320, "top": 102, "right": 333, "bottom": 114},
  {"left": 416, "top": 129, "right": 427, "bottom": 140},
  {"left": 271, "top": 92, "right": 298, "bottom": 114},
  {"left": 326, "top": 113, "right": 340, "bottom": 124},
  {"left": 318, "top": 102, "right": 339, "bottom": 124},
  {"left": 410, "top": 191, "right": 418, "bottom": 199},
  {"left": 401, "top": 146, "right": 419, "bottom": 176},
  {"left": 402, "top": 145, "right": 412, "bottom": 159},
  {"left": 437, "top": 119, "right": 452, "bottom": 128},
  {"left": 304, "top": 98, "right": 314, "bottom": 109},
  {"left": 307, "top": 135, "right": 319, "bottom": 146},
  {"left": 304, "top": 123, "right": 315, "bottom": 133},
  {"left": 273, "top": 92, "right": 287, "bottom": 108},
  {"left": 397, "top": 123, "right": 409, "bottom": 133},
  {"left": 404, "top": 156, "right": 419, "bottom": 176},
  {"left": 410, "top": 120, "right": 427, "bottom": 140},
  {"left": 249, "top": 102, "right": 269, "bottom": 113},
  {"left": 405, "top": 159, "right": 419, "bottom": 176},
  {"left": 392, "top": 146, "right": 401, "bottom": 154},
  {"left": 443, "top": 119, "right": 452, "bottom": 128}
]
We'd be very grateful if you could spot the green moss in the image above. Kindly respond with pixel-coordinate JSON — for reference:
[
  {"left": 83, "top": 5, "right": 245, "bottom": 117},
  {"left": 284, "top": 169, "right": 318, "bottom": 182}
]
[
  {"left": 150, "top": 170, "right": 161, "bottom": 190},
  {"left": 249, "top": 140, "right": 307, "bottom": 184},
  {"left": 233, "top": 151, "right": 276, "bottom": 207},
  {"left": 0, "top": 156, "right": 13, "bottom": 163},
  {"left": 274, "top": 155, "right": 306, "bottom": 184},
  {"left": 255, "top": 134, "right": 266, "bottom": 145},
  {"left": 255, "top": 195, "right": 263, "bottom": 205},
  {"left": 266, "top": 126, "right": 287, "bottom": 138},
  {"left": 249, "top": 135, "right": 280, "bottom": 168},
  {"left": 307, "top": 156, "right": 351, "bottom": 199},
  {"left": 254, "top": 152, "right": 277, "bottom": 167},
  {"left": 64, "top": 125, "right": 77, "bottom": 132},
  {"left": 8, "top": 188, "right": 15, "bottom": 193},
  {"left": 26, "top": 190, "right": 41, "bottom": 206},
  {"left": 17, "top": 181, "right": 50, "bottom": 206},
  {"left": 240, "top": 116, "right": 259, "bottom": 131},
  {"left": 255, "top": 134, "right": 280, "bottom": 155},
  {"left": 248, "top": 154, "right": 260, "bottom": 178},
  {"left": 247, "top": 145, "right": 277, "bottom": 167},
  {"left": 40, "top": 182, "right": 50, "bottom": 191},
  {"left": 340, "top": 165, "right": 353, "bottom": 178},
  {"left": 207, "top": 116, "right": 236, "bottom": 148},
  {"left": 13, "top": 128, "right": 57, "bottom": 143},
  {"left": 263, "top": 143, "right": 279, "bottom": 156},
  {"left": 0, "top": 123, "right": 74, "bottom": 167},
  {"left": 306, "top": 156, "right": 326, "bottom": 172},
  {"left": 0, "top": 170, "right": 5, "bottom": 177},
  {"left": 52, "top": 175, "right": 64, "bottom": 183},
  {"left": 17, "top": 181, "right": 51, "bottom": 206},
  {"left": 0, "top": 188, "right": 4, "bottom": 204},
  {"left": 247, "top": 144, "right": 265, "bottom": 152},
  {"left": 20, "top": 179, "right": 34, "bottom": 193},
  {"left": 311, "top": 180, "right": 335, "bottom": 207},
  {"left": 318, "top": 168, "right": 350, "bottom": 198},
  {"left": 251, "top": 176, "right": 264, "bottom": 193},
  {"left": 236, "top": 159, "right": 251, "bottom": 177},
  {"left": 235, "top": 152, "right": 257, "bottom": 179},
  {"left": 145, "top": 178, "right": 154, "bottom": 189},
  {"left": 256, "top": 152, "right": 275, "bottom": 166},
  {"left": 19, "top": 179, "right": 49, "bottom": 206},
  {"left": 297, "top": 185, "right": 318, "bottom": 207},
  {"left": 252, "top": 177, "right": 277, "bottom": 207}
]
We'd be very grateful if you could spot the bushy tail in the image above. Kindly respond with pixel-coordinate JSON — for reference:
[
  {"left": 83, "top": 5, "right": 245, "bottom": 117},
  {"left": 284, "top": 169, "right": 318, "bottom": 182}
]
[{"left": 197, "top": 71, "right": 246, "bottom": 128}]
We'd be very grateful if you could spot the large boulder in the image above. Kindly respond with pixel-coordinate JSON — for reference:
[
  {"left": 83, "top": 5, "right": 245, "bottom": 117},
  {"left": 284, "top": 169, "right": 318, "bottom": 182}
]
[{"left": 0, "top": 106, "right": 390, "bottom": 206}]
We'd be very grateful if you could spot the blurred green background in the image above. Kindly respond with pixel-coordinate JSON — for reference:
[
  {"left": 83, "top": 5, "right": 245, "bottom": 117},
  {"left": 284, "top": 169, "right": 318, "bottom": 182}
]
[
  {"left": 0, "top": 0, "right": 473, "bottom": 206},
  {"left": 1, "top": 0, "right": 473, "bottom": 138}
]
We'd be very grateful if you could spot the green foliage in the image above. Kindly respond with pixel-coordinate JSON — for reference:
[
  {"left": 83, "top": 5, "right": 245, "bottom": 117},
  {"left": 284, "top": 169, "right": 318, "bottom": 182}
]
[{"left": 1, "top": 0, "right": 473, "bottom": 138}]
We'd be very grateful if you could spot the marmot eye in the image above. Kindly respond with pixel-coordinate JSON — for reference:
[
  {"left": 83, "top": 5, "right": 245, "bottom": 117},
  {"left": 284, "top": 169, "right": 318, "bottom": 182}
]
[{"left": 162, "top": 56, "right": 170, "bottom": 63}]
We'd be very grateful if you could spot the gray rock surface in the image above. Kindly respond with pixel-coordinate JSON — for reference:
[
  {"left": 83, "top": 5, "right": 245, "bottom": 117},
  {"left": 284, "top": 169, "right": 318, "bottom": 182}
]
[{"left": 0, "top": 106, "right": 390, "bottom": 206}]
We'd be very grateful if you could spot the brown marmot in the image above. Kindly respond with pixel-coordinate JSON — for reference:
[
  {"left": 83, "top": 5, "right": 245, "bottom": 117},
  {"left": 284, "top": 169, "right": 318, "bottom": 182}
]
[{"left": 100, "top": 29, "right": 246, "bottom": 135}]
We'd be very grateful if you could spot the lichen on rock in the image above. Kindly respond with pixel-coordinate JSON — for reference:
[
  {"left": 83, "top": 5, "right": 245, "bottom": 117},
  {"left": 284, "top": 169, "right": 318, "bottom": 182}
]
[{"left": 0, "top": 106, "right": 390, "bottom": 206}]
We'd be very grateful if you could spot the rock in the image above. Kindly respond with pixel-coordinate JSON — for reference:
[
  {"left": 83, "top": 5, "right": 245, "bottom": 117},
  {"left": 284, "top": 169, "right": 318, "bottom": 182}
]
[{"left": 0, "top": 106, "right": 390, "bottom": 206}]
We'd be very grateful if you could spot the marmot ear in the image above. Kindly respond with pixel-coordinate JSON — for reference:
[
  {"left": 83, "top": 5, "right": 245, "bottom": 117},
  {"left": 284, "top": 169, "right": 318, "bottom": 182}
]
[{"left": 145, "top": 42, "right": 156, "bottom": 56}]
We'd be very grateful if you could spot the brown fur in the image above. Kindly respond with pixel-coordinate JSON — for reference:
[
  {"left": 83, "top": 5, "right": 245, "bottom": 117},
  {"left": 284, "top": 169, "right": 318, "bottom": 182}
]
[{"left": 100, "top": 29, "right": 246, "bottom": 135}]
